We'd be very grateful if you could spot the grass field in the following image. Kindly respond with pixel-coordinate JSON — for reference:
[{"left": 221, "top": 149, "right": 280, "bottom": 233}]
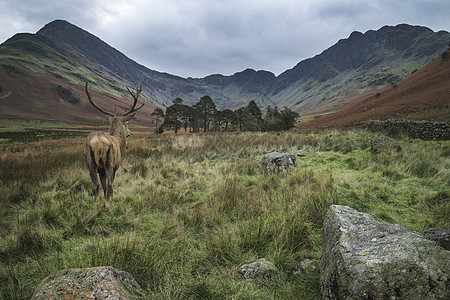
[{"left": 0, "top": 129, "right": 448, "bottom": 299}]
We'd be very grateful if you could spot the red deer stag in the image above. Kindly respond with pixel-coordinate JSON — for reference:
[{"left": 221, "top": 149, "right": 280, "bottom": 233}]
[{"left": 84, "top": 82, "right": 144, "bottom": 205}]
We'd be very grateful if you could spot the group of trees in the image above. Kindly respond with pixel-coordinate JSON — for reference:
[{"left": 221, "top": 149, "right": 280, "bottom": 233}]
[{"left": 151, "top": 96, "right": 299, "bottom": 133}]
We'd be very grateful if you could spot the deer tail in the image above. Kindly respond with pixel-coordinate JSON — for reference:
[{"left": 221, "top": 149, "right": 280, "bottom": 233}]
[{"left": 89, "top": 134, "right": 111, "bottom": 169}]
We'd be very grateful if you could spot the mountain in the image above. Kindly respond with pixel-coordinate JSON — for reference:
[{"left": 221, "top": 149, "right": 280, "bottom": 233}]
[
  {"left": 0, "top": 20, "right": 208, "bottom": 125},
  {"left": 271, "top": 24, "right": 450, "bottom": 113},
  {"left": 0, "top": 20, "right": 449, "bottom": 125},
  {"left": 190, "top": 24, "right": 449, "bottom": 113},
  {"left": 298, "top": 48, "right": 450, "bottom": 128}
]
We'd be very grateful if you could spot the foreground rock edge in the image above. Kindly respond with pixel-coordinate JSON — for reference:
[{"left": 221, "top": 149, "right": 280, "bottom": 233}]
[
  {"left": 32, "top": 266, "right": 145, "bottom": 299},
  {"left": 320, "top": 205, "right": 449, "bottom": 300}
]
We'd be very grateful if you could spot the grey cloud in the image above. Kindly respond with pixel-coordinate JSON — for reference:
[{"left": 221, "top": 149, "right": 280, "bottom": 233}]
[{"left": 1, "top": 0, "right": 449, "bottom": 78}]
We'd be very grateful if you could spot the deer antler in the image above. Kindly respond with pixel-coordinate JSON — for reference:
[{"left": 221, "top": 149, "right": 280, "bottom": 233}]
[
  {"left": 124, "top": 84, "right": 145, "bottom": 116},
  {"left": 85, "top": 82, "right": 115, "bottom": 116}
]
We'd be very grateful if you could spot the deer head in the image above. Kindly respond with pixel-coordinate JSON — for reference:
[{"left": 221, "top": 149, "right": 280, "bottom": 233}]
[
  {"left": 85, "top": 82, "right": 145, "bottom": 135},
  {"left": 85, "top": 82, "right": 145, "bottom": 117}
]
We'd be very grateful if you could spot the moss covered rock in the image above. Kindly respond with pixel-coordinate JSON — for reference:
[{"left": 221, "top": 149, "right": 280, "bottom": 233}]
[
  {"left": 262, "top": 151, "right": 296, "bottom": 174},
  {"left": 32, "top": 266, "right": 144, "bottom": 299},
  {"left": 321, "top": 205, "right": 449, "bottom": 299},
  {"left": 238, "top": 259, "right": 277, "bottom": 280}
]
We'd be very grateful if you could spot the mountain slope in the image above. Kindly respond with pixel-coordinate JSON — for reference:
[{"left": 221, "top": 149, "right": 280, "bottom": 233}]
[
  {"left": 271, "top": 24, "right": 450, "bottom": 113},
  {"left": 0, "top": 20, "right": 191, "bottom": 125},
  {"left": 0, "top": 56, "right": 153, "bottom": 125},
  {"left": 298, "top": 49, "right": 450, "bottom": 128},
  {"left": 190, "top": 24, "right": 449, "bottom": 112},
  {"left": 0, "top": 20, "right": 449, "bottom": 126}
]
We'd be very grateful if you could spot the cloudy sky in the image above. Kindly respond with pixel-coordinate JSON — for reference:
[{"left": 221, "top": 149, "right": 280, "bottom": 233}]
[{"left": 1, "top": 0, "right": 449, "bottom": 78}]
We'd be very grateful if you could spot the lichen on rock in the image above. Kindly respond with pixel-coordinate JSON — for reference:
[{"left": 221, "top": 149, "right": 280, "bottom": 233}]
[
  {"left": 262, "top": 151, "right": 296, "bottom": 174},
  {"left": 238, "top": 259, "right": 277, "bottom": 280},
  {"left": 32, "top": 266, "right": 144, "bottom": 299},
  {"left": 321, "top": 205, "right": 449, "bottom": 300}
]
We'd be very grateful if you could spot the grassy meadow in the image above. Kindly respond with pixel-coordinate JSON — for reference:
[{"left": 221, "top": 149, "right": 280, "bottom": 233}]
[{"left": 0, "top": 129, "right": 449, "bottom": 299}]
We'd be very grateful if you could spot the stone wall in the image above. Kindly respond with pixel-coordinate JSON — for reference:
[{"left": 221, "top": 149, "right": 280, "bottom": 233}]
[{"left": 367, "top": 119, "right": 450, "bottom": 140}]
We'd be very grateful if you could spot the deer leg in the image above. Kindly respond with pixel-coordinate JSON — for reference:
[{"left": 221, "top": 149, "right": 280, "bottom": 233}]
[
  {"left": 86, "top": 148, "right": 100, "bottom": 202},
  {"left": 89, "top": 170, "right": 99, "bottom": 203},
  {"left": 106, "top": 169, "right": 115, "bottom": 204},
  {"left": 98, "top": 169, "right": 107, "bottom": 204},
  {"left": 108, "top": 181, "right": 113, "bottom": 204}
]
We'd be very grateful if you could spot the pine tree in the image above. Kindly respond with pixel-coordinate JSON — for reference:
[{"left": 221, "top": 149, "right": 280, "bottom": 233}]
[{"left": 193, "top": 96, "right": 217, "bottom": 132}]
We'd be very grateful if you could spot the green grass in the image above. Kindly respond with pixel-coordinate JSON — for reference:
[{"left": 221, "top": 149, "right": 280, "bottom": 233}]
[
  {"left": 0, "top": 129, "right": 448, "bottom": 299},
  {"left": 0, "top": 119, "right": 72, "bottom": 130}
]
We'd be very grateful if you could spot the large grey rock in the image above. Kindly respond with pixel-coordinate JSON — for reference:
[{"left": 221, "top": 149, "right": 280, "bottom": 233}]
[
  {"left": 32, "top": 266, "right": 144, "bottom": 299},
  {"left": 238, "top": 259, "right": 277, "bottom": 280},
  {"left": 321, "top": 205, "right": 449, "bottom": 300},
  {"left": 262, "top": 151, "right": 296, "bottom": 174},
  {"left": 371, "top": 136, "right": 404, "bottom": 154}
]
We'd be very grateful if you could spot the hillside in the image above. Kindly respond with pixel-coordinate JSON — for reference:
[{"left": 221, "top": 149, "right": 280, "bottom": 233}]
[
  {"left": 273, "top": 25, "right": 450, "bottom": 113},
  {"left": 298, "top": 49, "right": 450, "bottom": 128},
  {"left": 0, "top": 20, "right": 449, "bottom": 125},
  {"left": 0, "top": 22, "right": 161, "bottom": 126}
]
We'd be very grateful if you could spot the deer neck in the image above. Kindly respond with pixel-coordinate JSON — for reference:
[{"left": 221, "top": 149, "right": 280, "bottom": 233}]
[{"left": 108, "top": 119, "right": 127, "bottom": 153}]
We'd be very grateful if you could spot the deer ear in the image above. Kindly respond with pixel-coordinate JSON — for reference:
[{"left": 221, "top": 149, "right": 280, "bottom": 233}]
[{"left": 122, "top": 113, "right": 135, "bottom": 122}]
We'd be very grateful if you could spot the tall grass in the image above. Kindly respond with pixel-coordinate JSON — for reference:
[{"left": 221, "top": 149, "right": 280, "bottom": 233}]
[{"left": 0, "top": 129, "right": 448, "bottom": 299}]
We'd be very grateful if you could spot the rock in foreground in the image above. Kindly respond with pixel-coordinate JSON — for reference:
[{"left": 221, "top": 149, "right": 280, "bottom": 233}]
[
  {"left": 238, "top": 259, "right": 277, "bottom": 280},
  {"left": 262, "top": 151, "right": 295, "bottom": 174},
  {"left": 32, "top": 266, "right": 144, "bottom": 299},
  {"left": 371, "top": 136, "right": 404, "bottom": 154},
  {"left": 321, "top": 205, "right": 449, "bottom": 300}
]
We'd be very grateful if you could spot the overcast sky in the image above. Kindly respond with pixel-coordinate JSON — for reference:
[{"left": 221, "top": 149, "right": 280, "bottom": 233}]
[{"left": 1, "top": 0, "right": 449, "bottom": 78}]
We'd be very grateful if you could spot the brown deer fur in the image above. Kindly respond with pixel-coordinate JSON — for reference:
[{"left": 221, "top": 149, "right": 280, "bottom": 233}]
[{"left": 84, "top": 114, "right": 134, "bottom": 204}]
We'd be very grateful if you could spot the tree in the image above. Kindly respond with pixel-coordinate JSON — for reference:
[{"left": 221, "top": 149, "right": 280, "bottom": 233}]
[
  {"left": 151, "top": 107, "right": 165, "bottom": 133},
  {"left": 246, "top": 100, "right": 262, "bottom": 120},
  {"left": 272, "top": 106, "right": 280, "bottom": 119},
  {"left": 219, "top": 109, "right": 236, "bottom": 131},
  {"left": 193, "top": 95, "right": 217, "bottom": 132},
  {"left": 189, "top": 107, "right": 202, "bottom": 133},
  {"left": 163, "top": 105, "right": 179, "bottom": 133},
  {"left": 279, "top": 107, "right": 299, "bottom": 130},
  {"left": 265, "top": 104, "right": 273, "bottom": 119},
  {"left": 163, "top": 98, "right": 185, "bottom": 133},
  {"left": 179, "top": 104, "right": 194, "bottom": 132},
  {"left": 235, "top": 107, "right": 261, "bottom": 132},
  {"left": 173, "top": 97, "right": 183, "bottom": 105},
  {"left": 234, "top": 108, "right": 246, "bottom": 132},
  {"left": 265, "top": 117, "right": 284, "bottom": 131}
]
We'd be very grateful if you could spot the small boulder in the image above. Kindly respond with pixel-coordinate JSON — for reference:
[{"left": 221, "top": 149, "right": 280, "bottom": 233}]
[
  {"left": 293, "top": 259, "right": 320, "bottom": 276},
  {"left": 262, "top": 151, "right": 295, "bottom": 174},
  {"left": 32, "top": 266, "right": 144, "bottom": 299},
  {"left": 321, "top": 205, "right": 449, "bottom": 300},
  {"left": 371, "top": 136, "right": 404, "bottom": 154},
  {"left": 296, "top": 150, "right": 315, "bottom": 157},
  {"left": 238, "top": 259, "right": 277, "bottom": 280}
]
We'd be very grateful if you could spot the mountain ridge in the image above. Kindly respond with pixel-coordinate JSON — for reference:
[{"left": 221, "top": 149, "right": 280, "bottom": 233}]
[
  {"left": 299, "top": 48, "right": 450, "bottom": 128},
  {"left": 1, "top": 20, "right": 449, "bottom": 125}
]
